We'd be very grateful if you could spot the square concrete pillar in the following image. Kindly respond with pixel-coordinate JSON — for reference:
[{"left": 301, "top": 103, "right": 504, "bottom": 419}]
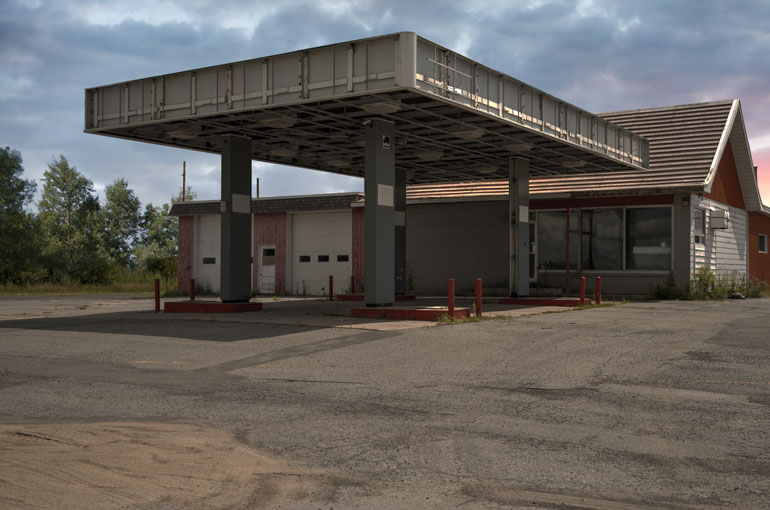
[
  {"left": 220, "top": 135, "right": 252, "bottom": 302},
  {"left": 394, "top": 161, "right": 407, "bottom": 295},
  {"left": 364, "top": 119, "right": 396, "bottom": 306},
  {"left": 510, "top": 157, "right": 530, "bottom": 297}
]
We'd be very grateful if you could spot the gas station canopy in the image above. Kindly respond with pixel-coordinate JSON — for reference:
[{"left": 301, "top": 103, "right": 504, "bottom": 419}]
[{"left": 85, "top": 32, "right": 649, "bottom": 183}]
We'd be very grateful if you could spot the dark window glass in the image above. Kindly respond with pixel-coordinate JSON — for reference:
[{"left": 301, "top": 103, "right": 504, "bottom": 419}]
[
  {"left": 337, "top": 254, "right": 349, "bottom": 262},
  {"left": 202, "top": 257, "right": 216, "bottom": 264},
  {"left": 536, "top": 211, "right": 575, "bottom": 270},
  {"left": 626, "top": 208, "right": 672, "bottom": 270},
  {"left": 318, "top": 255, "right": 329, "bottom": 262},
  {"left": 694, "top": 208, "right": 706, "bottom": 244},
  {"left": 759, "top": 234, "right": 768, "bottom": 253},
  {"left": 262, "top": 248, "right": 275, "bottom": 256},
  {"left": 581, "top": 209, "right": 623, "bottom": 270},
  {"left": 299, "top": 255, "right": 311, "bottom": 263},
  {"left": 537, "top": 211, "right": 565, "bottom": 270}
]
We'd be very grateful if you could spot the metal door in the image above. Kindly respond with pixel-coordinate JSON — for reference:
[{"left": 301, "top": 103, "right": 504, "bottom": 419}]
[
  {"left": 529, "top": 212, "right": 537, "bottom": 282},
  {"left": 259, "top": 245, "right": 276, "bottom": 294}
]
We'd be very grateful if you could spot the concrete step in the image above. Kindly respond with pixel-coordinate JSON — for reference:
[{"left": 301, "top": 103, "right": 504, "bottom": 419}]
[{"left": 528, "top": 287, "right": 564, "bottom": 297}]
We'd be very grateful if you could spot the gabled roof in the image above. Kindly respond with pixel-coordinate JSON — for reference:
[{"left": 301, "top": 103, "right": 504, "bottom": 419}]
[
  {"left": 407, "top": 100, "right": 768, "bottom": 212},
  {"left": 717, "top": 102, "right": 764, "bottom": 212},
  {"left": 169, "top": 192, "right": 362, "bottom": 216}
]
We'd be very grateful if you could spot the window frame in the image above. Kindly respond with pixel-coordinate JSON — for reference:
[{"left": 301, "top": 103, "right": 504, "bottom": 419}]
[
  {"left": 534, "top": 204, "right": 674, "bottom": 274},
  {"left": 759, "top": 234, "right": 768, "bottom": 254},
  {"left": 693, "top": 207, "right": 706, "bottom": 245}
]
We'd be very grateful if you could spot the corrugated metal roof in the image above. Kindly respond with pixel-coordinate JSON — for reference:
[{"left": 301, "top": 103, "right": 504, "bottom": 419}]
[
  {"left": 169, "top": 192, "right": 362, "bottom": 216},
  {"left": 407, "top": 100, "right": 740, "bottom": 201}
]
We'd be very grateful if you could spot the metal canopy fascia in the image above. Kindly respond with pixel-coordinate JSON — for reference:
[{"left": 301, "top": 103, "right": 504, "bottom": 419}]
[{"left": 85, "top": 32, "right": 649, "bottom": 184}]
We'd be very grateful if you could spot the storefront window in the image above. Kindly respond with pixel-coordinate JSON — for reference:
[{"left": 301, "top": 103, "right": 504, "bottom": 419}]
[
  {"left": 626, "top": 208, "right": 672, "bottom": 270},
  {"left": 581, "top": 209, "right": 623, "bottom": 270},
  {"left": 537, "top": 211, "right": 567, "bottom": 270}
]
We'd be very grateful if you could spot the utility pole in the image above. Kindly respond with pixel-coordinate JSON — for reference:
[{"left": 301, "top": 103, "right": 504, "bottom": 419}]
[
  {"left": 256, "top": 177, "right": 260, "bottom": 198},
  {"left": 182, "top": 161, "right": 186, "bottom": 201}
]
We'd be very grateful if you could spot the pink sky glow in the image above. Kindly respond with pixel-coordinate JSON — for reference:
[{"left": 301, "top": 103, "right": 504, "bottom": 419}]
[{"left": 754, "top": 150, "right": 770, "bottom": 206}]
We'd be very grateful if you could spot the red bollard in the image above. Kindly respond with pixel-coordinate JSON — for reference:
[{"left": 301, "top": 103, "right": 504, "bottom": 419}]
[
  {"left": 475, "top": 278, "right": 483, "bottom": 317},
  {"left": 329, "top": 275, "right": 333, "bottom": 301},
  {"left": 189, "top": 278, "right": 195, "bottom": 301},
  {"left": 448, "top": 278, "right": 455, "bottom": 318},
  {"left": 350, "top": 275, "right": 356, "bottom": 294},
  {"left": 154, "top": 279, "right": 160, "bottom": 313},
  {"left": 595, "top": 276, "right": 602, "bottom": 305},
  {"left": 580, "top": 276, "right": 586, "bottom": 306}
]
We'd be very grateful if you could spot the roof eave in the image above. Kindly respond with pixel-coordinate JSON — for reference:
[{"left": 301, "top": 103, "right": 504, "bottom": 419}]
[{"left": 703, "top": 99, "right": 739, "bottom": 193}]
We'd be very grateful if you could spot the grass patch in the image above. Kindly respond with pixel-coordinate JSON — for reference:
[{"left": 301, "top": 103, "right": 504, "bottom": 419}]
[
  {"left": 575, "top": 302, "right": 616, "bottom": 311},
  {"left": 0, "top": 280, "right": 158, "bottom": 296},
  {"left": 0, "top": 272, "right": 183, "bottom": 297},
  {"left": 436, "top": 313, "right": 510, "bottom": 325}
]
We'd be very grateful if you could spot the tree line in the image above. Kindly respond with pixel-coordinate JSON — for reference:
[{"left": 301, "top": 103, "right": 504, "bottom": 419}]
[{"left": 0, "top": 146, "right": 192, "bottom": 286}]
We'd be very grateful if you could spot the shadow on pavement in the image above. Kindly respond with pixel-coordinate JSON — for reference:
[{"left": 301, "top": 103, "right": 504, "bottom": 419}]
[{"left": 0, "top": 311, "right": 323, "bottom": 342}]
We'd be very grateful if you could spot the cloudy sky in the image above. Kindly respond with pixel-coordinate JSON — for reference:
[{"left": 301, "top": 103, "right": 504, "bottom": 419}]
[{"left": 2, "top": 0, "right": 769, "bottom": 208}]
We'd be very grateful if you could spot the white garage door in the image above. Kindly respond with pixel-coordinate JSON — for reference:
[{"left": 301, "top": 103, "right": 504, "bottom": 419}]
[
  {"left": 195, "top": 214, "right": 220, "bottom": 292},
  {"left": 292, "top": 211, "right": 352, "bottom": 296}
]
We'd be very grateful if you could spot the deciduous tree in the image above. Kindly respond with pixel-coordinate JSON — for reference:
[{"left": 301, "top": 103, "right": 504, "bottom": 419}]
[
  {"left": 104, "top": 178, "right": 141, "bottom": 267},
  {"left": 38, "top": 156, "right": 110, "bottom": 282},
  {"left": 0, "top": 147, "right": 42, "bottom": 284}
]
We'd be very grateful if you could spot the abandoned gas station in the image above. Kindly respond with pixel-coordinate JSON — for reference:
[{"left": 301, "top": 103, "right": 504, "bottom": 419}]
[{"left": 85, "top": 32, "right": 770, "bottom": 307}]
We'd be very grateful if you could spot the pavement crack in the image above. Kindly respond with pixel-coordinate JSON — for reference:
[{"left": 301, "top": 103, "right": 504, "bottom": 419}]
[
  {"left": 196, "top": 329, "right": 401, "bottom": 374},
  {"left": 253, "top": 378, "right": 365, "bottom": 385}
]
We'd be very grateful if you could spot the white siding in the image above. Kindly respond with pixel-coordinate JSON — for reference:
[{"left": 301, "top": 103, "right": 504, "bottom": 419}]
[{"left": 690, "top": 195, "right": 748, "bottom": 276}]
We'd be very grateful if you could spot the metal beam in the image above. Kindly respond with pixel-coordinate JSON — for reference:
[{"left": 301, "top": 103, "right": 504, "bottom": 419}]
[{"left": 510, "top": 157, "right": 530, "bottom": 297}]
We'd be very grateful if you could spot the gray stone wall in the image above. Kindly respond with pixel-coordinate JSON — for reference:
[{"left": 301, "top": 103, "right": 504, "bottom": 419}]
[
  {"left": 546, "top": 272, "right": 670, "bottom": 297},
  {"left": 406, "top": 200, "right": 508, "bottom": 294},
  {"left": 672, "top": 193, "right": 692, "bottom": 293}
]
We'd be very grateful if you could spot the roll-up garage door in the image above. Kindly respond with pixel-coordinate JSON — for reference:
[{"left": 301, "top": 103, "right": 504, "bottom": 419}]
[{"left": 292, "top": 211, "right": 352, "bottom": 295}]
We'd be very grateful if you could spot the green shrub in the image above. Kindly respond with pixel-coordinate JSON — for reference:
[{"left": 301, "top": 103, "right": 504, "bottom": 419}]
[
  {"left": 687, "top": 267, "right": 767, "bottom": 300},
  {"left": 146, "top": 256, "right": 177, "bottom": 289},
  {"left": 647, "top": 275, "right": 681, "bottom": 300}
]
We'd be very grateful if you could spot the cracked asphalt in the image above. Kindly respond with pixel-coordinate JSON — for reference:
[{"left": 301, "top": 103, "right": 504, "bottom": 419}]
[{"left": 1, "top": 297, "right": 769, "bottom": 509}]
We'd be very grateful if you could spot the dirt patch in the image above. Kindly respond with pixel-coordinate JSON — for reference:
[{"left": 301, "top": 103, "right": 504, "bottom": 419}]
[{"left": 0, "top": 422, "right": 329, "bottom": 509}]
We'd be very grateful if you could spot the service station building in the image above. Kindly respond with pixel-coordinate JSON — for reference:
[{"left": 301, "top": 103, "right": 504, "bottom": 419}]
[{"left": 86, "top": 33, "right": 769, "bottom": 303}]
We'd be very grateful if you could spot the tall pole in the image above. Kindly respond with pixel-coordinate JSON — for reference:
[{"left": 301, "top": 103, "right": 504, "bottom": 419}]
[{"left": 182, "top": 161, "right": 186, "bottom": 201}]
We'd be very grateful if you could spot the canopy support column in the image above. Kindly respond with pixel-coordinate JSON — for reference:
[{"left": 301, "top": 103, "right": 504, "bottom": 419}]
[
  {"left": 510, "top": 157, "right": 530, "bottom": 297},
  {"left": 220, "top": 135, "right": 252, "bottom": 303},
  {"left": 364, "top": 119, "right": 396, "bottom": 306},
  {"left": 394, "top": 160, "right": 406, "bottom": 295}
]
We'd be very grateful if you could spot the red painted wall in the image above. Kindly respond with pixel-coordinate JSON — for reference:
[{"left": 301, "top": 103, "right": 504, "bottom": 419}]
[
  {"left": 749, "top": 212, "right": 770, "bottom": 283},
  {"left": 352, "top": 207, "right": 365, "bottom": 292},
  {"left": 253, "top": 212, "right": 287, "bottom": 294},
  {"left": 704, "top": 141, "right": 746, "bottom": 209},
  {"left": 177, "top": 216, "right": 194, "bottom": 292}
]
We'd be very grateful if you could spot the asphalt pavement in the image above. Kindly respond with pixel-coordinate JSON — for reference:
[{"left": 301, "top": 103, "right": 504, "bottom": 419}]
[{"left": 1, "top": 296, "right": 769, "bottom": 509}]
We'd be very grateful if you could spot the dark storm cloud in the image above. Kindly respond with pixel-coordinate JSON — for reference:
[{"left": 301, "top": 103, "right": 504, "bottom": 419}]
[{"left": 2, "top": 0, "right": 769, "bottom": 207}]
